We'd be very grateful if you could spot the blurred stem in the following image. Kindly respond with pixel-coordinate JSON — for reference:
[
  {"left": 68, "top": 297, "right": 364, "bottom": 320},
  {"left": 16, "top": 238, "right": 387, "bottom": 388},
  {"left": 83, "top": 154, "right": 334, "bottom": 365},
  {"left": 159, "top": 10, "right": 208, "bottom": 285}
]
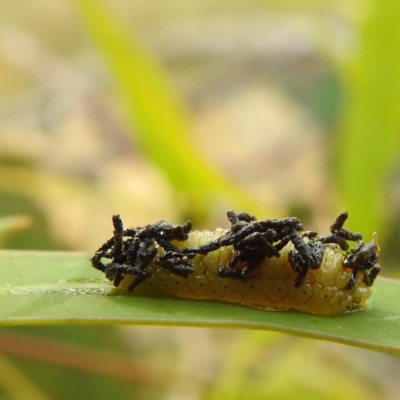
[
  {"left": 0, "top": 355, "right": 51, "bottom": 400},
  {"left": 0, "top": 331, "right": 174, "bottom": 387}
]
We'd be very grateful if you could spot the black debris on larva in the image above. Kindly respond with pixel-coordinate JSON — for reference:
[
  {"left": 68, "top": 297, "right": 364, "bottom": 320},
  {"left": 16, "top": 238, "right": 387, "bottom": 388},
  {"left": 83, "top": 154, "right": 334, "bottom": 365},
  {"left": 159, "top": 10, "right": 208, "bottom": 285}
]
[{"left": 91, "top": 211, "right": 380, "bottom": 294}]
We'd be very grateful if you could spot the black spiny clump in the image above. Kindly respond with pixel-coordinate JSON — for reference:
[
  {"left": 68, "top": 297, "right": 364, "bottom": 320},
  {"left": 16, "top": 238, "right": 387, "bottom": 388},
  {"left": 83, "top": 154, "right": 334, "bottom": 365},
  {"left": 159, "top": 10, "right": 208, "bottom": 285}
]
[{"left": 91, "top": 211, "right": 380, "bottom": 292}]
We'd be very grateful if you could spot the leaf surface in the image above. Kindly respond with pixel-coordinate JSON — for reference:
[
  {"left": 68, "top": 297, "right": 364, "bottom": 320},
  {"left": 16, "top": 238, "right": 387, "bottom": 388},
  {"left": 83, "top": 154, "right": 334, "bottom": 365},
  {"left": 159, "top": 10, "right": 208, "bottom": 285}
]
[{"left": 1, "top": 251, "right": 399, "bottom": 355}]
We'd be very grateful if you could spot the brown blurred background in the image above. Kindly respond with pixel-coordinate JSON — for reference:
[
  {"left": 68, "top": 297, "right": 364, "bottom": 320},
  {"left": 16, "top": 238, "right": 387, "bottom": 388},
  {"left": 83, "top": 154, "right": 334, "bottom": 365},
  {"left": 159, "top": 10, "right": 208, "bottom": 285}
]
[{"left": 1, "top": 0, "right": 400, "bottom": 399}]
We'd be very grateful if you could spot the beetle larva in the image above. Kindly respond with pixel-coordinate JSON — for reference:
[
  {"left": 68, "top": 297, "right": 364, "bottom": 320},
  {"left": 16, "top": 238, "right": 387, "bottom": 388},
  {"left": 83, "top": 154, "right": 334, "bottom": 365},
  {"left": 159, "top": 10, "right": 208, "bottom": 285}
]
[{"left": 91, "top": 211, "right": 380, "bottom": 316}]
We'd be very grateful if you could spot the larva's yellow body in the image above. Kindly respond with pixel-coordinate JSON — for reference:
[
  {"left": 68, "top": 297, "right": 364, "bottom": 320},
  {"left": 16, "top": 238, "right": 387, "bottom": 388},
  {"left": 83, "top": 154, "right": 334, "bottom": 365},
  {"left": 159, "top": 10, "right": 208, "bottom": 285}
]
[{"left": 117, "top": 229, "right": 371, "bottom": 317}]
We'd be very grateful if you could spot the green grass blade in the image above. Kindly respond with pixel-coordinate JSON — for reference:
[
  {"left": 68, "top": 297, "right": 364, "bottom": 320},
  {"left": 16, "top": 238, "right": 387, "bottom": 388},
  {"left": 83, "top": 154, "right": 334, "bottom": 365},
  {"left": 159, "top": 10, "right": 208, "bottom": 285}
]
[
  {"left": 73, "top": 0, "right": 272, "bottom": 216},
  {"left": 1, "top": 251, "right": 399, "bottom": 355},
  {"left": 336, "top": 0, "right": 400, "bottom": 238}
]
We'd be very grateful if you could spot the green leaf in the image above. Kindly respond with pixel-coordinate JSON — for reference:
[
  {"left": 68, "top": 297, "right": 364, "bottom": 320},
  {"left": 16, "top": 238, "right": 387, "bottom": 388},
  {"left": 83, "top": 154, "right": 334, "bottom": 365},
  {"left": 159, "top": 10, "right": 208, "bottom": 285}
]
[{"left": 1, "top": 251, "right": 399, "bottom": 355}]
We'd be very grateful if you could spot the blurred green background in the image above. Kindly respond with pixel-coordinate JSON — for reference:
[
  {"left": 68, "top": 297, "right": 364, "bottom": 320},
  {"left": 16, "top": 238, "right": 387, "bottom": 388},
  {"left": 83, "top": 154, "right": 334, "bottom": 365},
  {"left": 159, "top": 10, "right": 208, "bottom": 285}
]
[{"left": 1, "top": 0, "right": 400, "bottom": 399}]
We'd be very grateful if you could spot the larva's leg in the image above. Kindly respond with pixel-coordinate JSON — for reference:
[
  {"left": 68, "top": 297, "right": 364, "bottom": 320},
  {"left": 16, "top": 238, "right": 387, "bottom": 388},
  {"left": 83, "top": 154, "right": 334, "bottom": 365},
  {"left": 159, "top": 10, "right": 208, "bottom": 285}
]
[
  {"left": 294, "top": 265, "right": 311, "bottom": 288},
  {"left": 103, "top": 262, "right": 151, "bottom": 290},
  {"left": 113, "top": 270, "right": 123, "bottom": 287},
  {"left": 364, "top": 264, "right": 381, "bottom": 286},
  {"left": 127, "top": 271, "right": 151, "bottom": 291},
  {"left": 105, "top": 238, "right": 157, "bottom": 289},
  {"left": 104, "top": 262, "right": 142, "bottom": 286}
]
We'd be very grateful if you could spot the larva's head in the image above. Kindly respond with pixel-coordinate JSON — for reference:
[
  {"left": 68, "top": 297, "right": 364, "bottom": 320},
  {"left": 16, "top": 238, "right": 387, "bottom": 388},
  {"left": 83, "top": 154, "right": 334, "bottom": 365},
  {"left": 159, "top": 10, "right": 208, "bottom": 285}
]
[{"left": 343, "top": 237, "right": 379, "bottom": 272}]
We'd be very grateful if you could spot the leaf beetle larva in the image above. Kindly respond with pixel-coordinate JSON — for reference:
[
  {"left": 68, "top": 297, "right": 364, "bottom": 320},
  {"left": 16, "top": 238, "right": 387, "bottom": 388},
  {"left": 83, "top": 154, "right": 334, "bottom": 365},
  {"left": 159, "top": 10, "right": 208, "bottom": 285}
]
[{"left": 91, "top": 211, "right": 380, "bottom": 316}]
